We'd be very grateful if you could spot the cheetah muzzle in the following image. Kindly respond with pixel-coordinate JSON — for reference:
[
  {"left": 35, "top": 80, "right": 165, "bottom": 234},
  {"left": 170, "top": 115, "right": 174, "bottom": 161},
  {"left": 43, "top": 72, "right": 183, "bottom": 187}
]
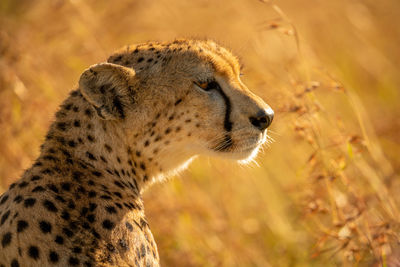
[{"left": 0, "top": 39, "right": 273, "bottom": 266}]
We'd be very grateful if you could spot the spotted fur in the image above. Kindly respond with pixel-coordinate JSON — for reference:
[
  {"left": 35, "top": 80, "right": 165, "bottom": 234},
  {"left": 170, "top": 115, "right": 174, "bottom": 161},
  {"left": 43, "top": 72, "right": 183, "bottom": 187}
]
[{"left": 0, "top": 39, "right": 273, "bottom": 266}]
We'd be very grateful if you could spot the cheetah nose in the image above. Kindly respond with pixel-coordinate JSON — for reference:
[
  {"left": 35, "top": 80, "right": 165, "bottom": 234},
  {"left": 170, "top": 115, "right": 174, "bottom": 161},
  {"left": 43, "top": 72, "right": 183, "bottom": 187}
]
[{"left": 249, "top": 108, "right": 274, "bottom": 131}]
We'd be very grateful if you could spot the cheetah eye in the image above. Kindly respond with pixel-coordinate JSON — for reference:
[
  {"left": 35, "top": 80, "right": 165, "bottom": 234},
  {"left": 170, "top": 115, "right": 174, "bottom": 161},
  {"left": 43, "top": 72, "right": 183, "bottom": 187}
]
[{"left": 194, "top": 81, "right": 220, "bottom": 91}]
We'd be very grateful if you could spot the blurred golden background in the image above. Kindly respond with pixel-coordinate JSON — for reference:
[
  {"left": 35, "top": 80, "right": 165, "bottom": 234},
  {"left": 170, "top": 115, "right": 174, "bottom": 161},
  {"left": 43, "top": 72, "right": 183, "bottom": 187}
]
[{"left": 1, "top": 0, "right": 399, "bottom": 265}]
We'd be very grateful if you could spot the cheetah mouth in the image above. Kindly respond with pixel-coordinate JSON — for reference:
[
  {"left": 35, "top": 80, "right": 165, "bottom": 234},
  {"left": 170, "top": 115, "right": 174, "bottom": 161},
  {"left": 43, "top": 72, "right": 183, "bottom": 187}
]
[{"left": 209, "top": 131, "right": 266, "bottom": 161}]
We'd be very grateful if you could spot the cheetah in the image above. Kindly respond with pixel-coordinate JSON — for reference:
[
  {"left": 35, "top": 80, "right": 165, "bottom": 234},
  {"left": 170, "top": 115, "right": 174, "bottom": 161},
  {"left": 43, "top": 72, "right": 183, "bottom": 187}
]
[{"left": 0, "top": 39, "right": 273, "bottom": 266}]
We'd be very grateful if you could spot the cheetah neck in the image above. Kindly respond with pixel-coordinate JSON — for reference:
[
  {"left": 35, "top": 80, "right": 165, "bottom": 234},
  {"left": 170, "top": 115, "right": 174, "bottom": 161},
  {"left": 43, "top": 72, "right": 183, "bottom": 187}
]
[{"left": 38, "top": 90, "right": 194, "bottom": 195}]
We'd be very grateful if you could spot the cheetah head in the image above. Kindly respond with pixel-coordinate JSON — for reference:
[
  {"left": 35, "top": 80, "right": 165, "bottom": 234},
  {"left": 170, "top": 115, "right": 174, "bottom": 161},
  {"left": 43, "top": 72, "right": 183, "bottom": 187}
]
[{"left": 79, "top": 40, "right": 273, "bottom": 177}]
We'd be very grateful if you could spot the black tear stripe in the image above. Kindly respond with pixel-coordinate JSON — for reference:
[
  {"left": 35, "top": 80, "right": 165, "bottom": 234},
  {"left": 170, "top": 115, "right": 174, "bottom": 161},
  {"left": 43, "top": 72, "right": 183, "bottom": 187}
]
[
  {"left": 212, "top": 83, "right": 234, "bottom": 151},
  {"left": 213, "top": 83, "right": 233, "bottom": 132}
]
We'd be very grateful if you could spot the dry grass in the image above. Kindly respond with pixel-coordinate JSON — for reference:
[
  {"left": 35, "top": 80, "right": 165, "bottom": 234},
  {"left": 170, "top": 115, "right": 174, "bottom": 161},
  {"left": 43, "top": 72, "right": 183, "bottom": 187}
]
[{"left": 1, "top": 0, "right": 399, "bottom": 265}]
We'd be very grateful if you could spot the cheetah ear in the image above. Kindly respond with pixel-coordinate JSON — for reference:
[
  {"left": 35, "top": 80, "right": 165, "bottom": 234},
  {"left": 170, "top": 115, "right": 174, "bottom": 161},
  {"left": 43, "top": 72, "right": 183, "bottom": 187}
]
[{"left": 79, "top": 63, "right": 137, "bottom": 120}]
